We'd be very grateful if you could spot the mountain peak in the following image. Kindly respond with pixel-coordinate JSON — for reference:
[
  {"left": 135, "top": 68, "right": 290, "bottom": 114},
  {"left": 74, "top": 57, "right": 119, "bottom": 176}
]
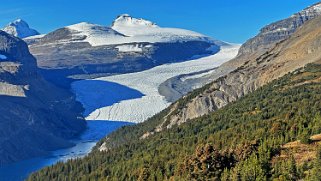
[
  {"left": 10, "top": 19, "right": 27, "bottom": 26},
  {"left": 2, "top": 19, "right": 40, "bottom": 38},
  {"left": 112, "top": 14, "right": 158, "bottom": 29},
  {"left": 117, "top": 14, "right": 131, "bottom": 18}
]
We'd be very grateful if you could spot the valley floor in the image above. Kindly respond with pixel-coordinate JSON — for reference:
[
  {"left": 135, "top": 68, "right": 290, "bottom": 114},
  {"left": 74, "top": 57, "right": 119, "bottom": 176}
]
[
  {"left": 72, "top": 44, "right": 240, "bottom": 123},
  {"left": 0, "top": 44, "right": 239, "bottom": 181}
]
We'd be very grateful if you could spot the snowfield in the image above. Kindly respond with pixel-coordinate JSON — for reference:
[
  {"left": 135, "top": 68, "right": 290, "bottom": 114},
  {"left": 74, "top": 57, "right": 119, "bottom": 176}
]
[
  {"left": 66, "top": 14, "right": 211, "bottom": 47},
  {"left": 72, "top": 44, "right": 240, "bottom": 123}
]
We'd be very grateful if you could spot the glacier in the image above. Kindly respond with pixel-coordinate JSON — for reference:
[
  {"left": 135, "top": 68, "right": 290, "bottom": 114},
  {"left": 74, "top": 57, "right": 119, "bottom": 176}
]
[{"left": 72, "top": 44, "right": 240, "bottom": 123}]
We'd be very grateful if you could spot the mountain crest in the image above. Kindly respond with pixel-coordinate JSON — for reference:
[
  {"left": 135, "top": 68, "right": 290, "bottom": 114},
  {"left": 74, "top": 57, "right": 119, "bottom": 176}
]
[
  {"left": 9, "top": 19, "right": 28, "bottom": 27},
  {"left": 303, "top": 2, "right": 321, "bottom": 12},
  {"left": 237, "top": 1, "right": 321, "bottom": 56},
  {"left": 112, "top": 14, "right": 158, "bottom": 29},
  {"left": 2, "top": 19, "right": 40, "bottom": 38}
]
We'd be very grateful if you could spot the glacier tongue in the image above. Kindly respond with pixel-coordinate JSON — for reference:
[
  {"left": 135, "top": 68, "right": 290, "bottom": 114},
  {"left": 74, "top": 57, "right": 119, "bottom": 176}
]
[{"left": 72, "top": 44, "right": 240, "bottom": 123}]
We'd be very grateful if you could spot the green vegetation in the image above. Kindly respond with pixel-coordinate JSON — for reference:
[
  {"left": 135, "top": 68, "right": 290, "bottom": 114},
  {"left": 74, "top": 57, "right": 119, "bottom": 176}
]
[
  {"left": 28, "top": 64, "right": 321, "bottom": 180},
  {"left": 307, "top": 147, "right": 321, "bottom": 180}
]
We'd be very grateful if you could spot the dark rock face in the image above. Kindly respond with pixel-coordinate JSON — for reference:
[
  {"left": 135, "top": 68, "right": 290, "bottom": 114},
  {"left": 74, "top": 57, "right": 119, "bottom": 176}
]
[{"left": 0, "top": 31, "right": 86, "bottom": 165}]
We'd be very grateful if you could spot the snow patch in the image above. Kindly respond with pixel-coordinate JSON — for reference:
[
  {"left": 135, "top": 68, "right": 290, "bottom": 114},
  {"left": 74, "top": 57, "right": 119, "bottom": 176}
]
[
  {"left": 24, "top": 34, "right": 46, "bottom": 40},
  {"left": 0, "top": 54, "right": 7, "bottom": 60},
  {"left": 67, "top": 22, "right": 126, "bottom": 46},
  {"left": 116, "top": 44, "right": 144, "bottom": 52},
  {"left": 270, "top": 28, "right": 289, "bottom": 33}
]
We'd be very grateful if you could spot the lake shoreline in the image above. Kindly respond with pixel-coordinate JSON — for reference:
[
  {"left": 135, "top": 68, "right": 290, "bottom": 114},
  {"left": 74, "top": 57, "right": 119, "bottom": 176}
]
[{"left": 0, "top": 121, "right": 133, "bottom": 181}]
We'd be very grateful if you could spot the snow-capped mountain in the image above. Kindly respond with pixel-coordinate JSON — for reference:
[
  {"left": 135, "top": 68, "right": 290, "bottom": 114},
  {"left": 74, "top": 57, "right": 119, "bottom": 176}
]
[
  {"left": 111, "top": 14, "right": 210, "bottom": 43},
  {"left": 64, "top": 14, "right": 212, "bottom": 47},
  {"left": 112, "top": 14, "right": 158, "bottom": 29},
  {"left": 26, "top": 14, "right": 224, "bottom": 87},
  {"left": 2, "top": 19, "right": 40, "bottom": 38}
]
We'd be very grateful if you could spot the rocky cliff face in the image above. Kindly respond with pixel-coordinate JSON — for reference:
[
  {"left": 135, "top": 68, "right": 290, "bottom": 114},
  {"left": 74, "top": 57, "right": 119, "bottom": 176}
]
[
  {"left": 213, "top": 2, "right": 321, "bottom": 75},
  {"left": 142, "top": 8, "right": 321, "bottom": 135},
  {"left": 0, "top": 31, "right": 86, "bottom": 165},
  {"left": 239, "top": 2, "right": 321, "bottom": 56}
]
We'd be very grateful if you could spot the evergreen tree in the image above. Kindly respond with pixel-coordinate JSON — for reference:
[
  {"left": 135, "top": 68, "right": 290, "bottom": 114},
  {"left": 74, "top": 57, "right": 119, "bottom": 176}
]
[
  {"left": 300, "top": 130, "right": 311, "bottom": 144},
  {"left": 308, "top": 147, "right": 321, "bottom": 180},
  {"left": 288, "top": 155, "right": 298, "bottom": 181}
]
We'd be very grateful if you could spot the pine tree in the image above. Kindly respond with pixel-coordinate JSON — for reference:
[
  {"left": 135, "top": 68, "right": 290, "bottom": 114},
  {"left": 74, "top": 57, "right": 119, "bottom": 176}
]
[
  {"left": 307, "top": 147, "right": 321, "bottom": 180},
  {"left": 300, "top": 130, "right": 311, "bottom": 144},
  {"left": 221, "top": 168, "right": 230, "bottom": 181},
  {"left": 288, "top": 155, "right": 298, "bottom": 181}
]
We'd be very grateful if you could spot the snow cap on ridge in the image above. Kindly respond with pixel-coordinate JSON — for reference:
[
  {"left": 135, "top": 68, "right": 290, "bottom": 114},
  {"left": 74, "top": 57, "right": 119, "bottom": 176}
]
[
  {"left": 2, "top": 19, "right": 40, "bottom": 38},
  {"left": 112, "top": 14, "right": 159, "bottom": 29},
  {"left": 9, "top": 19, "right": 28, "bottom": 27}
]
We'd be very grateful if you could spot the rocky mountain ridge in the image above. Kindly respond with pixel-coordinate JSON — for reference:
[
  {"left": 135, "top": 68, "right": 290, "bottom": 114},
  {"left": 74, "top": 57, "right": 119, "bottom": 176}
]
[
  {"left": 157, "top": 2, "right": 321, "bottom": 103},
  {"left": 148, "top": 9, "right": 321, "bottom": 135},
  {"left": 0, "top": 31, "right": 86, "bottom": 165},
  {"left": 239, "top": 2, "right": 321, "bottom": 56}
]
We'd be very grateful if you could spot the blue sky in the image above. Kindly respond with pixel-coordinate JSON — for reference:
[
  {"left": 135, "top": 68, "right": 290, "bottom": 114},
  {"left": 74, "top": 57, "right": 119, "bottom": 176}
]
[{"left": 0, "top": 0, "right": 320, "bottom": 43}]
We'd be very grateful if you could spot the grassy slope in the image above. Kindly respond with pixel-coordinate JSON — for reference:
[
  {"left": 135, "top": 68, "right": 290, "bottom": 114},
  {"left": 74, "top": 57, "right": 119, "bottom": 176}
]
[{"left": 28, "top": 64, "right": 321, "bottom": 180}]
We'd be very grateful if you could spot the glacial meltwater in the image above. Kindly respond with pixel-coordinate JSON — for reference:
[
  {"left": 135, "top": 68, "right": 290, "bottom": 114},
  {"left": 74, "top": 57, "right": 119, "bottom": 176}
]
[{"left": 0, "top": 121, "right": 133, "bottom": 181}]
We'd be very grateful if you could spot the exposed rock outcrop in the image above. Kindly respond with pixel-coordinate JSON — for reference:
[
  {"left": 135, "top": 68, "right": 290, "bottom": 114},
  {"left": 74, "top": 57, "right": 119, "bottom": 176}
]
[
  {"left": 239, "top": 2, "right": 321, "bottom": 56},
  {"left": 0, "top": 31, "right": 86, "bottom": 165},
  {"left": 224, "top": 2, "right": 321, "bottom": 71}
]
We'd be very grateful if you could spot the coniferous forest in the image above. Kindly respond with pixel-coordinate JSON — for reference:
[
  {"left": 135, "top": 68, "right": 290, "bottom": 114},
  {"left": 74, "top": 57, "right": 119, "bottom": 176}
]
[{"left": 28, "top": 64, "right": 321, "bottom": 180}]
